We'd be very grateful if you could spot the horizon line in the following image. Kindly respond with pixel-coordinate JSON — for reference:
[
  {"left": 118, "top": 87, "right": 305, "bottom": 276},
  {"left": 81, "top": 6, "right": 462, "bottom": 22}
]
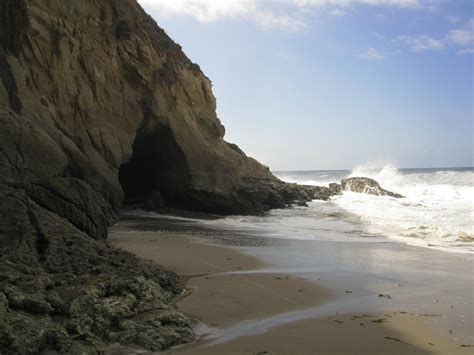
[{"left": 272, "top": 166, "right": 474, "bottom": 173}]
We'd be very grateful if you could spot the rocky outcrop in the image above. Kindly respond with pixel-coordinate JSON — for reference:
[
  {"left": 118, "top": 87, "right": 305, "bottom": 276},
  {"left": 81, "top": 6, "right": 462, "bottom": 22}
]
[
  {"left": 0, "top": 182, "right": 193, "bottom": 353},
  {"left": 0, "top": 0, "right": 322, "bottom": 352},
  {"left": 341, "top": 177, "right": 404, "bottom": 198}
]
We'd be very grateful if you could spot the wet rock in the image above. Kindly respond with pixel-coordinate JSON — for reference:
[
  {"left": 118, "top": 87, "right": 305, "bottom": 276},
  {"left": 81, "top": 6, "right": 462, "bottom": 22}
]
[
  {"left": 46, "top": 292, "right": 68, "bottom": 315},
  {"left": 112, "top": 310, "right": 193, "bottom": 351},
  {"left": 341, "top": 177, "right": 404, "bottom": 198},
  {"left": 143, "top": 190, "right": 165, "bottom": 211},
  {"left": 0, "top": 292, "right": 7, "bottom": 308},
  {"left": 329, "top": 183, "right": 342, "bottom": 194},
  {"left": 0, "top": 183, "right": 192, "bottom": 354},
  {"left": 308, "top": 185, "right": 337, "bottom": 201},
  {"left": 4, "top": 286, "right": 54, "bottom": 314}
]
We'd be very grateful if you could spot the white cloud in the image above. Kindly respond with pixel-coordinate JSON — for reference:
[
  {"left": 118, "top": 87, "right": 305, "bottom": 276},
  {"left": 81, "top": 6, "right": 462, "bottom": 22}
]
[
  {"left": 370, "top": 31, "right": 384, "bottom": 39},
  {"left": 254, "top": 11, "right": 306, "bottom": 30},
  {"left": 358, "top": 47, "right": 384, "bottom": 60},
  {"left": 139, "top": 0, "right": 248, "bottom": 23},
  {"left": 395, "top": 17, "right": 474, "bottom": 55},
  {"left": 139, "top": 0, "right": 471, "bottom": 57},
  {"left": 447, "top": 15, "right": 461, "bottom": 24},
  {"left": 295, "top": 0, "right": 423, "bottom": 8},
  {"left": 442, "top": 19, "right": 474, "bottom": 53},
  {"left": 138, "top": 0, "right": 431, "bottom": 30},
  {"left": 139, "top": 0, "right": 307, "bottom": 30},
  {"left": 457, "top": 48, "right": 474, "bottom": 55},
  {"left": 446, "top": 29, "right": 474, "bottom": 46},
  {"left": 138, "top": 0, "right": 299, "bottom": 30},
  {"left": 396, "top": 35, "right": 444, "bottom": 52},
  {"left": 356, "top": 0, "right": 422, "bottom": 8},
  {"left": 329, "top": 9, "right": 346, "bottom": 16}
]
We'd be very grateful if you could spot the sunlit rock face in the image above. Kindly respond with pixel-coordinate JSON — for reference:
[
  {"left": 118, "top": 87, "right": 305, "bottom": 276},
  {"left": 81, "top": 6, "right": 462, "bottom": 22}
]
[{"left": 0, "top": 0, "right": 299, "bottom": 217}]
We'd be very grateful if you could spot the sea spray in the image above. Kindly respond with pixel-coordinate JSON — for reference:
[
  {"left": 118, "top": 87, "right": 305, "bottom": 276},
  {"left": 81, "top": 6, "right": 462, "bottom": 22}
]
[{"left": 279, "top": 165, "right": 474, "bottom": 253}]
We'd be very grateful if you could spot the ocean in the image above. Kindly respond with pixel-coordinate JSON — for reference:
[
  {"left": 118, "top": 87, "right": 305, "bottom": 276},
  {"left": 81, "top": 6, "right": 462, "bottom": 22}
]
[{"left": 194, "top": 164, "right": 474, "bottom": 254}]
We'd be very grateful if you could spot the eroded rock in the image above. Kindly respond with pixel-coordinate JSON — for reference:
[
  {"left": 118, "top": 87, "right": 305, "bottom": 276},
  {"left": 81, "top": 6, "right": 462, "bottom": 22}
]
[
  {"left": 341, "top": 177, "right": 404, "bottom": 198},
  {"left": 0, "top": 182, "right": 193, "bottom": 354}
]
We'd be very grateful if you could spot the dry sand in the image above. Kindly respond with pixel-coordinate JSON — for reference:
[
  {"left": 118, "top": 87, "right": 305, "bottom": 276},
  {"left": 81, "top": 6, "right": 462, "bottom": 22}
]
[{"left": 109, "top": 220, "right": 472, "bottom": 354}]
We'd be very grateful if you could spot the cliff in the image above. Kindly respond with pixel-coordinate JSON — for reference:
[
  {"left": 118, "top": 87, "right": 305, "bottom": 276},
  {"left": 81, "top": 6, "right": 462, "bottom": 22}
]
[
  {"left": 0, "top": 0, "right": 305, "bottom": 217},
  {"left": 0, "top": 0, "right": 323, "bottom": 353}
]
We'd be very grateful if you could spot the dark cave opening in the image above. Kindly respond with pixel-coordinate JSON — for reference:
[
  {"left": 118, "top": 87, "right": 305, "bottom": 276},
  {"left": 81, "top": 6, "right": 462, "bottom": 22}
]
[{"left": 119, "top": 125, "right": 188, "bottom": 207}]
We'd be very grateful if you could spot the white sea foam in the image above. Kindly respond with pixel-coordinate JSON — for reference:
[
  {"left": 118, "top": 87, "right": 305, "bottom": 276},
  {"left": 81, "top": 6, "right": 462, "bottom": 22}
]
[
  {"left": 201, "top": 165, "right": 474, "bottom": 253},
  {"left": 331, "top": 164, "right": 474, "bottom": 253},
  {"left": 274, "top": 164, "right": 474, "bottom": 253}
]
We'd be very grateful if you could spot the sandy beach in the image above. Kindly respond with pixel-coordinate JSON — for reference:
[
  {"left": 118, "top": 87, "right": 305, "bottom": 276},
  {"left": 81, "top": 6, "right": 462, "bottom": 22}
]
[{"left": 109, "top": 215, "right": 473, "bottom": 354}]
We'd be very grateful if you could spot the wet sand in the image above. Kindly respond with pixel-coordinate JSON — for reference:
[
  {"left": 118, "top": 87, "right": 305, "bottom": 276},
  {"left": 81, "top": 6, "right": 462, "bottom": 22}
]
[
  {"left": 109, "top": 216, "right": 473, "bottom": 354},
  {"left": 110, "top": 223, "right": 332, "bottom": 327},
  {"left": 172, "top": 312, "right": 469, "bottom": 354}
]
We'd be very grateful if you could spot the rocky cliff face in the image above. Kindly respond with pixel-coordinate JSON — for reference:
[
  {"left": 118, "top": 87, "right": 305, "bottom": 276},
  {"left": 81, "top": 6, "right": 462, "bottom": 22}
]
[
  {"left": 0, "top": 0, "right": 319, "bottom": 353},
  {"left": 0, "top": 0, "right": 298, "bottom": 217}
]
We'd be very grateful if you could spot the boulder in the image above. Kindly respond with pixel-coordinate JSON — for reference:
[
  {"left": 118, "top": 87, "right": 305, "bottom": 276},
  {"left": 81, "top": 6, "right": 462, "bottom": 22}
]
[
  {"left": 328, "top": 182, "right": 342, "bottom": 194},
  {"left": 341, "top": 177, "right": 404, "bottom": 198}
]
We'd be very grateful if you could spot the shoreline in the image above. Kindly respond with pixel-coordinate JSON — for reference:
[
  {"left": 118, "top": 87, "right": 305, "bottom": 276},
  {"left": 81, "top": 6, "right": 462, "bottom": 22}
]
[
  {"left": 109, "top": 221, "right": 333, "bottom": 327},
  {"left": 109, "top": 215, "right": 472, "bottom": 354}
]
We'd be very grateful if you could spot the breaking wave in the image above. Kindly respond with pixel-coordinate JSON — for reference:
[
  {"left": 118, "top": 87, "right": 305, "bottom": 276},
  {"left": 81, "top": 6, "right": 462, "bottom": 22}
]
[{"left": 274, "top": 164, "right": 473, "bottom": 253}]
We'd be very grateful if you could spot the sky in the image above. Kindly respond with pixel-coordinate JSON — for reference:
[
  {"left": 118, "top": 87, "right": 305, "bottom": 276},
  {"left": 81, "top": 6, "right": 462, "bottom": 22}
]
[{"left": 138, "top": 0, "right": 473, "bottom": 171}]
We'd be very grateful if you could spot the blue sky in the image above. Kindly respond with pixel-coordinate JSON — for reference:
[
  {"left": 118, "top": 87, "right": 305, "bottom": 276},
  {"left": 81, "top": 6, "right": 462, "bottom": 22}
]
[{"left": 138, "top": 0, "right": 473, "bottom": 170}]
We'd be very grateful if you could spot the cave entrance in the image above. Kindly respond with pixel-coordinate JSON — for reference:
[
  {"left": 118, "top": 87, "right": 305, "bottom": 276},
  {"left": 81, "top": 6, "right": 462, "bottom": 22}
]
[{"left": 119, "top": 125, "right": 187, "bottom": 207}]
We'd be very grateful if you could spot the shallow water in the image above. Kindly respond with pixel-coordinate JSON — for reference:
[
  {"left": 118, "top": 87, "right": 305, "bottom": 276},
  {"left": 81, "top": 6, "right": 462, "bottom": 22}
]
[
  {"left": 120, "top": 214, "right": 474, "bottom": 346},
  {"left": 209, "top": 239, "right": 474, "bottom": 346}
]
